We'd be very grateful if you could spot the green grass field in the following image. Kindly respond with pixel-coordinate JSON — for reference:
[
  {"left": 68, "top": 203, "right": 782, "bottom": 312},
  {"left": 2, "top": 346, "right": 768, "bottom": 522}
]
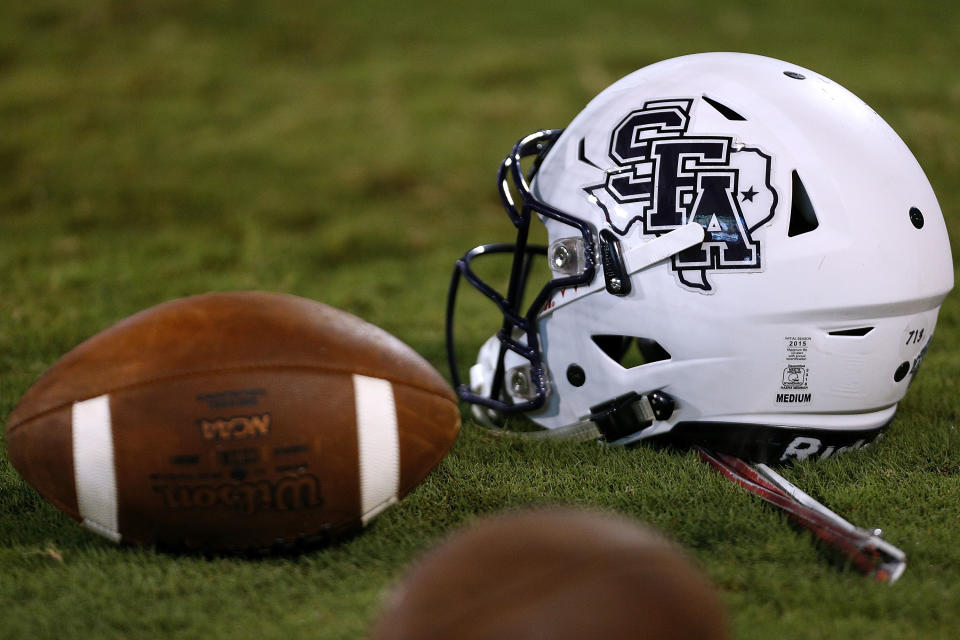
[{"left": 1, "top": 1, "right": 958, "bottom": 638}]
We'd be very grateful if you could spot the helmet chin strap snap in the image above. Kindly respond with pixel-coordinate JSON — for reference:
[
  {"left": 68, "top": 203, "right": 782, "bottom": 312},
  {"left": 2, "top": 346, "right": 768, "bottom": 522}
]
[
  {"left": 599, "top": 230, "right": 631, "bottom": 296},
  {"left": 588, "top": 390, "right": 676, "bottom": 443}
]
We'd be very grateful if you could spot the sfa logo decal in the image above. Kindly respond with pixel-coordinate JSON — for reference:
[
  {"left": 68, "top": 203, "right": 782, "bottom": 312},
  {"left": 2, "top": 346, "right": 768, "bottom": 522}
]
[{"left": 583, "top": 98, "right": 778, "bottom": 291}]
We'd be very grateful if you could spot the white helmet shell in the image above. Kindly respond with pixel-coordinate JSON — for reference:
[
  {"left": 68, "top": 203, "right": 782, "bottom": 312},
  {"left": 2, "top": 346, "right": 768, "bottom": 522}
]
[{"left": 447, "top": 53, "right": 953, "bottom": 463}]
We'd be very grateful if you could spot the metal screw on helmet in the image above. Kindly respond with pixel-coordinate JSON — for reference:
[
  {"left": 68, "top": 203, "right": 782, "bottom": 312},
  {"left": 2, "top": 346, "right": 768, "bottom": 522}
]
[
  {"left": 547, "top": 237, "right": 586, "bottom": 276},
  {"left": 511, "top": 370, "right": 528, "bottom": 397},
  {"left": 509, "top": 367, "right": 539, "bottom": 400},
  {"left": 552, "top": 244, "right": 571, "bottom": 270}
]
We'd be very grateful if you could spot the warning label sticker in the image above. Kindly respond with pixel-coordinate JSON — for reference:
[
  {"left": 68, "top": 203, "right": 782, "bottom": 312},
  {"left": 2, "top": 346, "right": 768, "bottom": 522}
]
[
  {"left": 784, "top": 337, "right": 810, "bottom": 362},
  {"left": 779, "top": 336, "right": 811, "bottom": 401}
]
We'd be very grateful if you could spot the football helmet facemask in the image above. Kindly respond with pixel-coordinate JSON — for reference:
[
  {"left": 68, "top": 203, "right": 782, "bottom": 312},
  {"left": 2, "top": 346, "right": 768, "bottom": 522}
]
[{"left": 445, "top": 52, "right": 953, "bottom": 464}]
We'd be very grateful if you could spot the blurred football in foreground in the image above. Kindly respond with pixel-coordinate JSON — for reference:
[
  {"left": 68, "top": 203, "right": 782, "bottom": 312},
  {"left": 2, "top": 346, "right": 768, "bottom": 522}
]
[
  {"left": 6, "top": 291, "right": 460, "bottom": 551},
  {"left": 372, "top": 507, "right": 728, "bottom": 640}
]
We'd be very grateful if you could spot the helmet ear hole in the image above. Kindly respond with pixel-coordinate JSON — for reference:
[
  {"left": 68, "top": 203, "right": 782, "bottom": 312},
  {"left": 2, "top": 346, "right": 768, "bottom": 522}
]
[{"left": 592, "top": 335, "right": 671, "bottom": 369}]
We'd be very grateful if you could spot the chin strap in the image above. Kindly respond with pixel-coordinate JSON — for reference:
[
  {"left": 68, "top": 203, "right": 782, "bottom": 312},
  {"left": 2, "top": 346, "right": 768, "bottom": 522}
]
[
  {"left": 500, "top": 389, "right": 677, "bottom": 444},
  {"left": 588, "top": 390, "right": 676, "bottom": 444},
  {"left": 698, "top": 448, "right": 906, "bottom": 583}
]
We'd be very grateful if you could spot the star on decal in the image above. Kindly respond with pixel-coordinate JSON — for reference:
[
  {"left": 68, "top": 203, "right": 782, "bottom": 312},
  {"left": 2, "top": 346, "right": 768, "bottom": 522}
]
[{"left": 741, "top": 186, "right": 758, "bottom": 202}]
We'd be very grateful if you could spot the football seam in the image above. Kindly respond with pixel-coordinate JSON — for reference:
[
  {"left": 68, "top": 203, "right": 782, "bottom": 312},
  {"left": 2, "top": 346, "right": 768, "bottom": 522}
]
[{"left": 7, "top": 363, "right": 457, "bottom": 435}]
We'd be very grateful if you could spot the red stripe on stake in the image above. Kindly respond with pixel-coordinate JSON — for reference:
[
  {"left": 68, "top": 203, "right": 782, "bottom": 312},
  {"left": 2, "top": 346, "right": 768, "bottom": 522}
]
[{"left": 696, "top": 447, "right": 905, "bottom": 583}]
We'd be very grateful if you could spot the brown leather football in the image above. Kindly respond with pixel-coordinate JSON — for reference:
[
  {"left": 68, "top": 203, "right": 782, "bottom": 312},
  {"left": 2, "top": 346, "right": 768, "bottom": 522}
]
[
  {"left": 6, "top": 291, "right": 460, "bottom": 551},
  {"left": 371, "top": 508, "right": 729, "bottom": 640}
]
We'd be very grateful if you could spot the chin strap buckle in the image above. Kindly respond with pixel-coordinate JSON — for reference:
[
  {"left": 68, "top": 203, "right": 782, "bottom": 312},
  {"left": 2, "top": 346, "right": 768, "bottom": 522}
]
[
  {"left": 599, "top": 229, "right": 631, "bottom": 296},
  {"left": 588, "top": 390, "right": 675, "bottom": 443}
]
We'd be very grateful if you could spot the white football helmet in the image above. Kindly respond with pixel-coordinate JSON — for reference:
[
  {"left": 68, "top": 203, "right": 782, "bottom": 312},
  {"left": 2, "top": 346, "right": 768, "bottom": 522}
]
[{"left": 445, "top": 53, "right": 953, "bottom": 463}]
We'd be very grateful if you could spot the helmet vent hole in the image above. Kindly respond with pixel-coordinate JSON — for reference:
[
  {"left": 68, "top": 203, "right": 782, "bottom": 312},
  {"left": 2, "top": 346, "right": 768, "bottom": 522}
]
[
  {"left": 592, "top": 335, "right": 671, "bottom": 369},
  {"left": 788, "top": 170, "right": 820, "bottom": 237},
  {"left": 702, "top": 95, "right": 746, "bottom": 121},
  {"left": 784, "top": 71, "right": 806, "bottom": 80},
  {"left": 577, "top": 137, "right": 601, "bottom": 169},
  {"left": 828, "top": 327, "right": 874, "bottom": 337}
]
